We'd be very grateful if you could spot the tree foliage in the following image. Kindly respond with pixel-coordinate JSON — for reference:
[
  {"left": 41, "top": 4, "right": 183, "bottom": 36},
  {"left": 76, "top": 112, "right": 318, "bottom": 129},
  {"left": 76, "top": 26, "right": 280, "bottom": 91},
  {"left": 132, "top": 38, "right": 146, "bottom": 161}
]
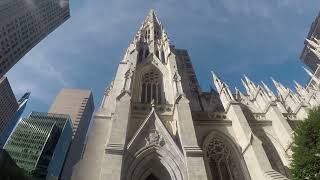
[{"left": 291, "top": 108, "right": 320, "bottom": 180}]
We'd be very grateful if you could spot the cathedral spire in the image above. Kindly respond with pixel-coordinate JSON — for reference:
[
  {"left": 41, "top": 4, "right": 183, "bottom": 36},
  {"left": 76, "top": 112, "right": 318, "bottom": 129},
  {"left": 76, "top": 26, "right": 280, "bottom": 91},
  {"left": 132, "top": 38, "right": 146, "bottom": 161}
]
[
  {"left": 212, "top": 71, "right": 235, "bottom": 109},
  {"left": 271, "top": 77, "right": 289, "bottom": 97},
  {"left": 235, "top": 87, "right": 245, "bottom": 101},
  {"left": 242, "top": 75, "right": 258, "bottom": 97},
  {"left": 261, "top": 81, "right": 276, "bottom": 101},
  {"left": 294, "top": 80, "right": 308, "bottom": 97}
]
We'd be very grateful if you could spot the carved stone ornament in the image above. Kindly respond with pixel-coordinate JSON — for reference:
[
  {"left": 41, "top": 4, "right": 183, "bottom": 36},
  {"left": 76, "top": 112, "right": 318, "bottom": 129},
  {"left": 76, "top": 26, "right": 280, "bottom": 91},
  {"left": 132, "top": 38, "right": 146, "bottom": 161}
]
[
  {"left": 205, "top": 137, "right": 231, "bottom": 162},
  {"left": 145, "top": 129, "right": 165, "bottom": 146}
]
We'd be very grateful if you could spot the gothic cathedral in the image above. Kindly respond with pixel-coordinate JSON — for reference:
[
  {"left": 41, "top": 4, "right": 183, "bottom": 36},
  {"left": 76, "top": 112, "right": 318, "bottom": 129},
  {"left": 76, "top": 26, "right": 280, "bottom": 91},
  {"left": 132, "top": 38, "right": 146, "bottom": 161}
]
[{"left": 72, "top": 10, "right": 320, "bottom": 180}]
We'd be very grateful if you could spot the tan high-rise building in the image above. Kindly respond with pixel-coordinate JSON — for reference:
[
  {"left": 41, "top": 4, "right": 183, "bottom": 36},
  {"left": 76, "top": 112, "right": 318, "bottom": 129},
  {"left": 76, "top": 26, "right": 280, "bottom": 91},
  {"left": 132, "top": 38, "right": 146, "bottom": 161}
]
[{"left": 49, "top": 88, "right": 94, "bottom": 180}]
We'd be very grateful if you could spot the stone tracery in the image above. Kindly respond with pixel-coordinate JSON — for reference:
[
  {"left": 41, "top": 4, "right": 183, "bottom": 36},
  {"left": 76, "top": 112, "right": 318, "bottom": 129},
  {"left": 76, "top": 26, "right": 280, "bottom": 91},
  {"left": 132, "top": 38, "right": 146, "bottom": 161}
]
[{"left": 204, "top": 134, "right": 247, "bottom": 180}]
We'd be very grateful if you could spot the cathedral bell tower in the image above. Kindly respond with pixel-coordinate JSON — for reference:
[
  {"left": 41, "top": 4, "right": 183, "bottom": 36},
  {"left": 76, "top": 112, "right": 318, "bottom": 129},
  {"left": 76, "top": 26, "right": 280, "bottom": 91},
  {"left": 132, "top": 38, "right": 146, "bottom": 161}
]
[
  {"left": 72, "top": 10, "right": 207, "bottom": 180},
  {"left": 72, "top": 9, "right": 292, "bottom": 180}
]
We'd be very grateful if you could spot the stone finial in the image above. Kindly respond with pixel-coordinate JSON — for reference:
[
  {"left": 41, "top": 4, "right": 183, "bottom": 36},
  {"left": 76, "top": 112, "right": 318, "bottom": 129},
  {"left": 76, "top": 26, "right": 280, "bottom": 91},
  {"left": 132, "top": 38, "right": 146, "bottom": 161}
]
[
  {"left": 261, "top": 81, "right": 276, "bottom": 100},
  {"left": 235, "top": 87, "right": 244, "bottom": 101},
  {"left": 241, "top": 78, "right": 250, "bottom": 95},
  {"left": 211, "top": 71, "right": 223, "bottom": 92},
  {"left": 151, "top": 99, "right": 156, "bottom": 108},
  {"left": 211, "top": 71, "right": 235, "bottom": 103},
  {"left": 243, "top": 75, "right": 257, "bottom": 89},
  {"left": 294, "top": 80, "right": 308, "bottom": 97},
  {"left": 271, "top": 77, "right": 289, "bottom": 97}
]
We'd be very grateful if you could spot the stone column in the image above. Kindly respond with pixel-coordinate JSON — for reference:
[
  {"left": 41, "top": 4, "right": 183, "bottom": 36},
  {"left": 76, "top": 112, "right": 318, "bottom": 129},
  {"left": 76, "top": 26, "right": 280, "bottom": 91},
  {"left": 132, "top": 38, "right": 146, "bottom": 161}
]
[
  {"left": 265, "top": 103, "right": 293, "bottom": 159},
  {"left": 71, "top": 112, "right": 112, "bottom": 180},
  {"left": 100, "top": 91, "right": 131, "bottom": 180},
  {"left": 226, "top": 102, "right": 274, "bottom": 180},
  {"left": 175, "top": 95, "right": 208, "bottom": 180}
]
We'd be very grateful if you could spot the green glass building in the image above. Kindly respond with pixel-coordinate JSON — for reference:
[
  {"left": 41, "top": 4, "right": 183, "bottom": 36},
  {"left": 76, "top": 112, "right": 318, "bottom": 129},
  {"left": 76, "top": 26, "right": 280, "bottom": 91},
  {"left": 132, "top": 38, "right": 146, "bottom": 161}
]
[{"left": 3, "top": 112, "right": 72, "bottom": 180}]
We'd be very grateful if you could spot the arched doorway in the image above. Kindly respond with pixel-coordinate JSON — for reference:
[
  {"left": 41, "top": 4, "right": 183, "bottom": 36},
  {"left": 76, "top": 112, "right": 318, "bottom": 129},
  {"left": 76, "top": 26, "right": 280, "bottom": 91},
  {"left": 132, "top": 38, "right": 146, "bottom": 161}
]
[
  {"left": 203, "top": 131, "right": 251, "bottom": 180},
  {"left": 125, "top": 146, "right": 185, "bottom": 180}
]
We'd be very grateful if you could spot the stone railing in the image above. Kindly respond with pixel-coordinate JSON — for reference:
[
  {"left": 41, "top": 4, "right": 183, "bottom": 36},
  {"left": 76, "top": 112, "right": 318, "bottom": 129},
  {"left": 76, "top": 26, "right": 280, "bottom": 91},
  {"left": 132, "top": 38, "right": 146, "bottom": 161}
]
[
  {"left": 264, "top": 170, "right": 289, "bottom": 180},
  {"left": 282, "top": 113, "right": 297, "bottom": 120},
  {"left": 253, "top": 113, "right": 267, "bottom": 120},
  {"left": 207, "top": 112, "right": 227, "bottom": 120},
  {"left": 131, "top": 102, "right": 173, "bottom": 115}
]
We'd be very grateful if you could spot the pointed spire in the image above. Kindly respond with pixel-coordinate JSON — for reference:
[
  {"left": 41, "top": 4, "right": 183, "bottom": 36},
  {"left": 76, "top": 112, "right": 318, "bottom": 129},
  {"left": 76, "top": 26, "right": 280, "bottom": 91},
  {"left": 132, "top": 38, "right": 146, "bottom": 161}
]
[
  {"left": 244, "top": 75, "right": 256, "bottom": 88},
  {"left": 145, "top": 9, "right": 159, "bottom": 24},
  {"left": 303, "top": 67, "right": 320, "bottom": 85},
  {"left": 211, "top": 71, "right": 235, "bottom": 105},
  {"left": 235, "top": 87, "right": 244, "bottom": 100},
  {"left": 241, "top": 78, "right": 250, "bottom": 94},
  {"left": 211, "top": 71, "right": 223, "bottom": 92},
  {"left": 242, "top": 75, "right": 258, "bottom": 96},
  {"left": 271, "top": 77, "right": 289, "bottom": 97},
  {"left": 261, "top": 81, "right": 276, "bottom": 100},
  {"left": 293, "top": 80, "right": 308, "bottom": 97},
  {"left": 293, "top": 80, "right": 303, "bottom": 89}
]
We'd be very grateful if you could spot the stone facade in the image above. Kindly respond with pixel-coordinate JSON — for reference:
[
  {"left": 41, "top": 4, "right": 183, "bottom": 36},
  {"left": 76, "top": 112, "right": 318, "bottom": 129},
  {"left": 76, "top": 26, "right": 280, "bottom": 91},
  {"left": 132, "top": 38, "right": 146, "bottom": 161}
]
[{"left": 72, "top": 10, "right": 320, "bottom": 180}]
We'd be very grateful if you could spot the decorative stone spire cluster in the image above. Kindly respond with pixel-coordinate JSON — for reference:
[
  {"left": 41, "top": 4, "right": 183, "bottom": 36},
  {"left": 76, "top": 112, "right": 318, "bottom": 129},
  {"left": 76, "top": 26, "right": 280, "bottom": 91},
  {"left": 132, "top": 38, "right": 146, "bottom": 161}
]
[{"left": 212, "top": 70, "right": 320, "bottom": 117}]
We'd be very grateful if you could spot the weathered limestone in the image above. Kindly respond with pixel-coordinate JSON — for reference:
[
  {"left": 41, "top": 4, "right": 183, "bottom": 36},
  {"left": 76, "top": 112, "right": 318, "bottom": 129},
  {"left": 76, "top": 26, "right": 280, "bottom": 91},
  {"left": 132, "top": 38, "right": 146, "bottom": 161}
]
[
  {"left": 175, "top": 95, "right": 208, "bottom": 180},
  {"left": 100, "top": 92, "right": 131, "bottom": 179}
]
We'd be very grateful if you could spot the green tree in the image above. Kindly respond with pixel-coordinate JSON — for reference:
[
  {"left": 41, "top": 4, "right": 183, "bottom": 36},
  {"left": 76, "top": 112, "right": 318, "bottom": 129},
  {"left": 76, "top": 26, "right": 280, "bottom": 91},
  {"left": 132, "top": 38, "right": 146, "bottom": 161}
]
[{"left": 291, "top": 108, "right": 320, "bottom": 180}]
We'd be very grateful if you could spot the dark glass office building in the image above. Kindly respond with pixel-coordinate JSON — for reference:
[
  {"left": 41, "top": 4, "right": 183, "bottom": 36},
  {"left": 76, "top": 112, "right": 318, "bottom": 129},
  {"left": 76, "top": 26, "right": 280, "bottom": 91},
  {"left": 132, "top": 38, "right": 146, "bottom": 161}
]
[
  {"left": 0, "top": 92, "right": 30, "bottom": 148},
  {"left": 3, "top": 112, "right": 72, "bottom": 180},
  {"left": 0, "top": 0, "right": 70, "bottom": 77}
]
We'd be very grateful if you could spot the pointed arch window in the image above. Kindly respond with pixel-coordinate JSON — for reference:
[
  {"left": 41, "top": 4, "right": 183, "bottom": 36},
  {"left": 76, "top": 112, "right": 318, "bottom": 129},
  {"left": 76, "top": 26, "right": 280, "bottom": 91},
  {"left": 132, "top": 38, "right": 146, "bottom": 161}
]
[
  {"left": 141, "top": 69, "right": 162, "bottom": 104},
  {"left": 204, "top": 137, "right": 246, "bottom": 180},
  {"left": 161, "top": 51, "right": 165, "bottom": 63},
  {"left": 145, "top": 49, "right": 149, "bottom": 58}
]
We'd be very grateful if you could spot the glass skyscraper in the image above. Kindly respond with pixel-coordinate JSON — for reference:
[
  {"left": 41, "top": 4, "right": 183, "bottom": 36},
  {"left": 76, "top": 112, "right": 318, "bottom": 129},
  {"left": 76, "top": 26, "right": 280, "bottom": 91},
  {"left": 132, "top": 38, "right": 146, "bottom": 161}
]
[
  {"left": 0, "top": 0, "right": 70, "bottom": 77},
  {"left": 0, "top": 92, "right": 30, "bottom": 148},
  {"left": 3, "top": 112, "right": 72, "bottom": 180}
]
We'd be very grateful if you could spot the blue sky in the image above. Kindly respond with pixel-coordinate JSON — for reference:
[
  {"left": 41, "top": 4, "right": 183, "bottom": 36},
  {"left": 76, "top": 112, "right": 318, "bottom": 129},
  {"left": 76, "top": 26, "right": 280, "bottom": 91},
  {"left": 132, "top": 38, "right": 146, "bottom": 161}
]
[{"left": 6, "top": 0, "right": 320, "bottom": 116}]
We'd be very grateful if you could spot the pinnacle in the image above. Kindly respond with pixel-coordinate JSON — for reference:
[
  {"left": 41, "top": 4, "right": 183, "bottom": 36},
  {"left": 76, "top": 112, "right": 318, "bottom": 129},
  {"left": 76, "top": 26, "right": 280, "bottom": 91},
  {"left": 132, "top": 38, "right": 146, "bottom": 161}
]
[{"left": 145, "top": 9, "right": 158, "bottom": 24}]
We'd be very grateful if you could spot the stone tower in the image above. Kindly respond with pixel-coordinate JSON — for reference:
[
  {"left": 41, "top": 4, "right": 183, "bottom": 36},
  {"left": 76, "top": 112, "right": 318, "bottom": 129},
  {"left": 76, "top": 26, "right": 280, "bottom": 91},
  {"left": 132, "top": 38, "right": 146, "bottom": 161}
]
[{"left": 72, "top": 10, "right": 320, "bottom": 180}]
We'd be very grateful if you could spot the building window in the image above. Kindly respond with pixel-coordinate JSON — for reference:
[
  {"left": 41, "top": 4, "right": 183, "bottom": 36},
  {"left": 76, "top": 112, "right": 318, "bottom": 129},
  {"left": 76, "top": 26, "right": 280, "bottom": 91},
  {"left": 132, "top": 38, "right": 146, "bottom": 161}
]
[
  {"left": 161, "top": 51, "right": 165, "bottom": 63},
  {"left": 145, "top": 49, "right": 149, "bottom": 58},
  {"left": 138, "top": 49, "right": 143, "bottom": 63},
  {"left": 155, "top": 50, "right": 159, "bottom": 59},
  {"left": 204, "top": 137, "right": 245, "bottom": 180},
  {"left": 141, "top": 69, "right": 162, "bottom": 104}
]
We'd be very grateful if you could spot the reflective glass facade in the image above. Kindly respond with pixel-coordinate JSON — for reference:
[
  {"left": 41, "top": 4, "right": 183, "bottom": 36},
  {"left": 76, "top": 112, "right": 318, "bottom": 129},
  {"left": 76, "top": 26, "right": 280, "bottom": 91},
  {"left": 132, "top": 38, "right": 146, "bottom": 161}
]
[
  {"left": 3, "top": 112, "right": 72, "bottom": 180},
  {"left": 0, "top": 92, "right": 30, "bottom": 148}
]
